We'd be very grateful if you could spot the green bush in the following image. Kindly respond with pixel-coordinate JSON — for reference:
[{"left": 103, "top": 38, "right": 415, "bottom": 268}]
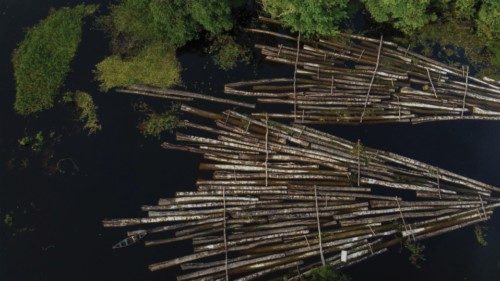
[
  {"left": 262, "top": 0, "right": 349, "bottom": 37},
  {"left": 63, "top": 91, "right": 102, "bottom": 134},
  {"left": 95, "top": 44, "right": 181, "bottom": 91},
  {"left": 12, "top": 4, "right": 97, "bottom": 115}
]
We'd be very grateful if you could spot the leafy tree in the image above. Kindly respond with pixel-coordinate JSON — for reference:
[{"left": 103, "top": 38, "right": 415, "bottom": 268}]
[
  {"left": 261, "top": 0, "right": 349, "bottom": 37},
  {"left": 12, "top": 4, "right": 97, "bottom": 114},
  {"left": 477, "top": 0, "right": 500, "bottom": 41},
  {"left": 104, "top": 0, "right": 233, "bottom": 52},
  {"left": 95, "top": 44, "right": 181, "bottom": 91},
  {"left": 189, "top": 0, "right": 233, "bottom": 34},
  {"left": 362, "top": 0, "right": 436, "bottom": 34}
]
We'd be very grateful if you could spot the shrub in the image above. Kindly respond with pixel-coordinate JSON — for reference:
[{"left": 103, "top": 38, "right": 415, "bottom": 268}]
[
  {"left": 63, "top": 91, "right": 102, "bottom": 134},
  {"left": 12, "top": 4, "right": 97, "bottom": 115},
  {"left": 95, "top": 44, "right": 181, "bottom": 91}
]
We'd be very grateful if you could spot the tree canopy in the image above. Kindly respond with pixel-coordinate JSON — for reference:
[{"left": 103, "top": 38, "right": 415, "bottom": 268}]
[
  {"left": 12, "top": 4, "right": 97, "bottom": 115},
  {"left": 261, "top": 0, "right": 349, "bottom": 37},
  {"left": 105, "top": 0, "right": 233, "bottom": 52},
  {"left": 362, "top": 0, "right": 436, "bottom": 34}
]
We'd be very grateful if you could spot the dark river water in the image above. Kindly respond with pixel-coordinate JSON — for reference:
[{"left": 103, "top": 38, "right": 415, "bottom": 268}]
[{"left": 1, "top": 1, "right": 499, "bottom": 280}]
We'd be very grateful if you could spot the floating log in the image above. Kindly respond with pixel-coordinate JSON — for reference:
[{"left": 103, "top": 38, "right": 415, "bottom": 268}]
[
  {"left": 103, "top": 106, "right": 499, "bottom": 280},
  {"left": 224, "top": 22, "right": 500, "bottom": 124}
]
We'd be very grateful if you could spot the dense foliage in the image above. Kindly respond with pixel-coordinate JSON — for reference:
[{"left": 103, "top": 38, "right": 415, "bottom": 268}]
[
  {"left": 362, "top": 0, "right": 435, "bottom": 34},
  {"left": 95, "top": 44, "right": 180, "bottom": 91},
  {"left": 104, "top": 0, "right": 233, "bottom": 52},
  {"left": 262, "top": 0, "right": 349, "bottom": 37},
  {"left": 63, "top": 91, "right": 101, "bottom": 134},
  {"left": 12, "top": 4, "right": 97, "bottom": 115},
  {"left": 261, "top": 0, "right": 499, "bottom": 77}
]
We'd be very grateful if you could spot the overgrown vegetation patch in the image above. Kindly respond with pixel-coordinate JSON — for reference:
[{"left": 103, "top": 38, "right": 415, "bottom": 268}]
[{"left": 12, "top": 4, "right": 97, "bottom": 115}]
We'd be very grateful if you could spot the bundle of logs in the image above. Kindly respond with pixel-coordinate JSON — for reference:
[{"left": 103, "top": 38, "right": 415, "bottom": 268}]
[
  {"left": 103, "top": 105, "right": 500, "bottom": 280},
  {"left": 224, "top": 21, "right": 500, "bottom": 124}
]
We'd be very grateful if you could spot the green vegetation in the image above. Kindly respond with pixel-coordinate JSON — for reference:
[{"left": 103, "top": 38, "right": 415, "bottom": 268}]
[
  {"left": 262, "top": 0, "right": 349, "bottom": 37},
  {"left": 95, "top": 44, "right": 181, "bottom": 91},
  {"left": 362, "top": 0, "right": 435, "bottom": 34},
  {"left": 4, "top": 214, "right": 13, "bottom": 227},
  {"left": 12, "top": 4, "right": 97, "bottom": 115},
  {"left": 18, "top": 131, "right": 45, "bottom": 152},
  {"left": 474, "top": 225, "right": 488, "bottom": 246},
  {"left": 103, "top": 0, "right": 233, "bottom": 53},
  {"left": 208, "top": 35, "right": 250, "bottom": 70},
  {"left": 405, "top": 241, "right": 426, "bottom": 268},
  {"left": 63, "top": 91, "right": 102, "bottom": 134},
  {"left": 301, "top": 265, "right": 350, "bottom": 281},
  {"left": 140, "top": 106, "right": 180, "bottom": 137}
]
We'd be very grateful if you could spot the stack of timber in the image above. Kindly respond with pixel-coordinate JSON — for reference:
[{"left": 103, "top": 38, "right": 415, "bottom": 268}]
[
  {"left": 103, "top": 105, "right": 500, "bottom": 280},
  {"left": 225, "top": 22, "right": 500, "bottom": 124}
]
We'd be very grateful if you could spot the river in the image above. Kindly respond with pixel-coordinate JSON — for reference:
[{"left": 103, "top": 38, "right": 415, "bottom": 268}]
[{"left": 0, "top": 1, "right": 498, "bottom": 280}]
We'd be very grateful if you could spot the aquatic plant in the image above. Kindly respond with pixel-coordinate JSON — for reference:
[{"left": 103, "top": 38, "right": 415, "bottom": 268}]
[
  {"left": 4, "top": 214, "right": 13, "bottom": 227},
  {"left": 140, "top": 106, "right": 180, "bottom": 138},
  {"left": 95, "top": 44, "right": 181, "bottom": 91},
  {"left": 63, "top": 91, "right": 102, "bottom": 134},
  {"left": 304, "top": 265, "right": 350, "bottom": 281},
  {"left": 474, "top": 225, "right": 488, "bottom": 246},
  {"left": 208, "top": 35, "right": 250, "bottom": 70},
  {"left": 18, "top": 131, "right": 44, "bottom": 152},
  {"left": 12, "top": 4, "right": 97, "bottom": 115},
  {"left": 405, "top": 241, "right": 426, "bottom": 268}
]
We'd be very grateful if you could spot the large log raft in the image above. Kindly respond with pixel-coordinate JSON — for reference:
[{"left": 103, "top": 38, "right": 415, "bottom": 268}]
[
  {"left": 103, "top": 105, "right": 499, "bottom": 280},
  {"left": 224, "top": 21, "right": 500, "bottom": 124}
]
